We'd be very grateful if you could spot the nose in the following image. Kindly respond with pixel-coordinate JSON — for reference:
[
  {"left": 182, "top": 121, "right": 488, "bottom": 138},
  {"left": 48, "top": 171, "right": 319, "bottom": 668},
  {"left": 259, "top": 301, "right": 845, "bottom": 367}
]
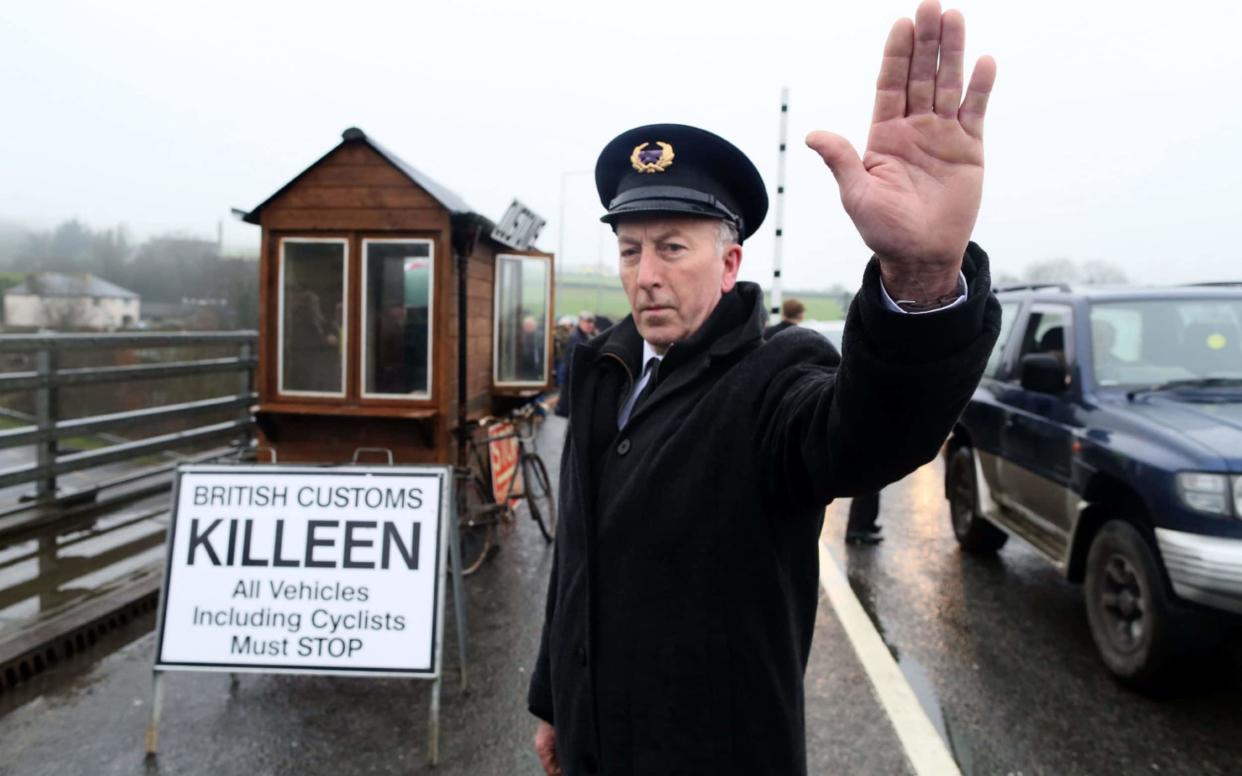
[{"left": 636, "top": 244, "right": 662, "bottom": 291}]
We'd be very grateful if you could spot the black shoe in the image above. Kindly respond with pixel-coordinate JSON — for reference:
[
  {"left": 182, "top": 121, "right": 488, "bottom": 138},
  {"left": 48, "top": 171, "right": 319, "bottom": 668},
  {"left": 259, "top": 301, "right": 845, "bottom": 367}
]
[{"left": 845, "top": 526, "right": 883, "bottom": 545}]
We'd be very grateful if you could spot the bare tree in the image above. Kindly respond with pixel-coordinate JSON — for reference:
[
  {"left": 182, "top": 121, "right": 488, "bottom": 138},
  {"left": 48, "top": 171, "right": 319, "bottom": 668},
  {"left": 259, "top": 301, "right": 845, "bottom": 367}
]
[
  {"left": 1022, "top": 258, "right": 1129, "bottom": 286},
  {"left": 1079, "top": 259, "right": 1128, "bottom": 284},
  {"left": 1023, "top": 257, "right": 1081, "bottom": 284}
]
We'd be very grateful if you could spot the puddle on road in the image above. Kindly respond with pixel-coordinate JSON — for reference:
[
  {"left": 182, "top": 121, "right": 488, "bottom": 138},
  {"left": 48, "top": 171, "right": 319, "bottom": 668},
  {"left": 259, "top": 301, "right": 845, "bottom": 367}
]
[
  {"left": 0, "top": 502, "right": 168, "bottom": 640},
  {"left": 835, "top": 544, "right": 978, "bottom": 775}
]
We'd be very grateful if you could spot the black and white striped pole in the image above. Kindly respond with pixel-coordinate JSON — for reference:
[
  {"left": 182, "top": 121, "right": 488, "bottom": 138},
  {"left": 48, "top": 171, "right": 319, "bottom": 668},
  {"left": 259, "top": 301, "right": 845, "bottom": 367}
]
[{"left": 770, "top": 87, "right": 789, "bottom": 323}]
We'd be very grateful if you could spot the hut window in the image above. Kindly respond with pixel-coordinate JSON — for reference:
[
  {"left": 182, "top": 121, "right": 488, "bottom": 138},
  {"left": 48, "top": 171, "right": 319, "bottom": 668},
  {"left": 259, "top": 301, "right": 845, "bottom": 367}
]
[
  {"left": 278, "top": 238, "right": 347, "bottom": 397},
  {"left": 494, "top": 254, "right": 551, "bottom": 387},
  {"left": 362, "top": 239, "right": 434, "bottom": 399}
]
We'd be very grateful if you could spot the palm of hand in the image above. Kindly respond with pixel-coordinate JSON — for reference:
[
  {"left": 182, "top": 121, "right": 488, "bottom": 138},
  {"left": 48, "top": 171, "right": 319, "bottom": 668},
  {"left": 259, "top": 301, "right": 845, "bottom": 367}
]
[
  {"left": 808, "top": 1, "right": 996, "bottom": 296},
  {"left": 851, "top": 114, "right": 984, "bottom": 265}
]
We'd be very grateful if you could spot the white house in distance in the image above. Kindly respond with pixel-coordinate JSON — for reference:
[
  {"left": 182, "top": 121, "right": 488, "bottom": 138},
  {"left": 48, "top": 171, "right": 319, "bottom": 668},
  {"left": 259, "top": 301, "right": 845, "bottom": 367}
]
[{"left": 3, "top": 272, "right": 141, "bottom": 330}]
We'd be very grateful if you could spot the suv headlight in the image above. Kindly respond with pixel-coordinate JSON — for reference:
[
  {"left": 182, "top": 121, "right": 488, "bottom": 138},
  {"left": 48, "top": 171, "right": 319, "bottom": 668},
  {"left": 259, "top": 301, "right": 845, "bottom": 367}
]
[{"left": 1177, "top": 473, "right": 1232, "bottom": 516}]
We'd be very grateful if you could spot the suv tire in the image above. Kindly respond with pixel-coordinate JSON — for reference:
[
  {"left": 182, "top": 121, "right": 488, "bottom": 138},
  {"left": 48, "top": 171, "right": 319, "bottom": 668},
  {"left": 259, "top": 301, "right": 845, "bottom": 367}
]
[
  {"left": 946, "top": 446, "right": 1008, "bottom": 554},
  {"left": 1084, "top": 520, "right": 1178, "bottom": 691}
]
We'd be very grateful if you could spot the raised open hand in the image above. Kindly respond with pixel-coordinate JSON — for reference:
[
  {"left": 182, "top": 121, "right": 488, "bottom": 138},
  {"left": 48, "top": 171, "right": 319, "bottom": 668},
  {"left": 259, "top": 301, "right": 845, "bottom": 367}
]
[{"left": 807, "top": 0, "right": 996, "bottom": 302}]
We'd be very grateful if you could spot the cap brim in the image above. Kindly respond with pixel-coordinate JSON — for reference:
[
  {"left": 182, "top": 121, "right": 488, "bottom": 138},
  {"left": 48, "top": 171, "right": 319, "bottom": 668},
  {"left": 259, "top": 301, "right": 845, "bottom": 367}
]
[{"left": 599, "top": 198, "right": 730, "bottom": 226}]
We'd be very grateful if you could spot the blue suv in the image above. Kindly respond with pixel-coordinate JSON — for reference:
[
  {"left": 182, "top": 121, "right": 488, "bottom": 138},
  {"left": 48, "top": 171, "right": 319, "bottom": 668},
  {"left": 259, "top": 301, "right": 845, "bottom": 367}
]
[{"left": 944, "top": 283, "right": 1242, "bottom": 689}]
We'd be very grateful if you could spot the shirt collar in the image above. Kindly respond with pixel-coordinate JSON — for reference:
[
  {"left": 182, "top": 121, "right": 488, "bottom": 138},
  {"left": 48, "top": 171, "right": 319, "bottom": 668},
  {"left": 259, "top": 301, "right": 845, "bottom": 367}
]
[{"left": 641, "top": 340, "right": 664, "bottom": 371}]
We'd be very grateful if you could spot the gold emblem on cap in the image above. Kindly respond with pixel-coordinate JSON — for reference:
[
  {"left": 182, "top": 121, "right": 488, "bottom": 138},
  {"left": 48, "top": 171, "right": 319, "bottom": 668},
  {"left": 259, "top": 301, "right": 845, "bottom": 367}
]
[{"left": 630, "top": 141, "right": 675, "bottom": 173}]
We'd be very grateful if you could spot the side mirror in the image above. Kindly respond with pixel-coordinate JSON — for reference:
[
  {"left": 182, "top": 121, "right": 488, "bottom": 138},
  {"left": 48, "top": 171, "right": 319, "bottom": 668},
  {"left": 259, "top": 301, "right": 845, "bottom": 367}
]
[{"left": 1020, "top": 353, "right": 1068, "bottom": 394}]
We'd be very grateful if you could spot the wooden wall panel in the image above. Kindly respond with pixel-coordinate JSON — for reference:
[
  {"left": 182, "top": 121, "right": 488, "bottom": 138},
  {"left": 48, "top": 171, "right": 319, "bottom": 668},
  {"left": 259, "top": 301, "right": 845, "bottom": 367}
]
[
  {"left": 465, "top": 248, "right": 495, "bottom": 414},
  {"left": 263, "top": 208, "right": 446, "bottom": 231},
  {"left": 274, "top": 187, "right": 439, "bottom": 210}
]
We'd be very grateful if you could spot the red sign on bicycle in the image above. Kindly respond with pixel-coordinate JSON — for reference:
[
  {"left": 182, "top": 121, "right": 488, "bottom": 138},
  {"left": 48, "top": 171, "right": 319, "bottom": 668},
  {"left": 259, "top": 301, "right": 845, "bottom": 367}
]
[{"left": 487, "top": 420, "right": 524, "bottom": 507}]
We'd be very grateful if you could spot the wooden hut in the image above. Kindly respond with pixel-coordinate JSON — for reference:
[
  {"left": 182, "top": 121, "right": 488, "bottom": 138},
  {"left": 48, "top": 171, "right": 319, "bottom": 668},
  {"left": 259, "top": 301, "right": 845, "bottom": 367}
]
[{"left": 242, "top": 127, "right": 554, "bottom": 464}]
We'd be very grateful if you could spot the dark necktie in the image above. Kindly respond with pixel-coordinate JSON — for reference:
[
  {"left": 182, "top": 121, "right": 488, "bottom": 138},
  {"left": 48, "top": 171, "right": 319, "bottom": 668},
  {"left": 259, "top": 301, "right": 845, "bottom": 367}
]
[{"left": 632, "top": 356, "right": 661, "bottom": 414}]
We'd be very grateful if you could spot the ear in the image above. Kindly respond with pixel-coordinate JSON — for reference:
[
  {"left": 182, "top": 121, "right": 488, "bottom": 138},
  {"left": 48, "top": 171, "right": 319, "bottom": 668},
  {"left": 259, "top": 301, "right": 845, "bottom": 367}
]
[{"left": 720, "top": 244, "right": 743, "bottom": 294}]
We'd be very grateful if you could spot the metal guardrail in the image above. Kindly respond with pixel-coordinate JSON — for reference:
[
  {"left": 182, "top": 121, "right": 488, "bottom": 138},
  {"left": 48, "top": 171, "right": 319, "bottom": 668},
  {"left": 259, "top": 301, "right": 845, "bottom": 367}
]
[{"left": 0, "top": 330, "right": 258, "bottom": 505}]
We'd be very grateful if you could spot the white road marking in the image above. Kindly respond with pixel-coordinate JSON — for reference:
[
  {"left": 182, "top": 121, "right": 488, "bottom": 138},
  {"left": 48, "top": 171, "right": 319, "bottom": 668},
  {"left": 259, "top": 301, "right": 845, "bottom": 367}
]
[{"left": 817, "top": 538, "right": 961, "bottom": 776}]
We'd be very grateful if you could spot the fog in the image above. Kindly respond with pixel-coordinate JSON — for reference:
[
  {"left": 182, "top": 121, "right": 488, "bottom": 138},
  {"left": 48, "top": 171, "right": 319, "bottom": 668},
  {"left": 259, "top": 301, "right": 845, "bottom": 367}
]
[{"left": 2, "top": 0, "right": 1240, "bottom": 290}]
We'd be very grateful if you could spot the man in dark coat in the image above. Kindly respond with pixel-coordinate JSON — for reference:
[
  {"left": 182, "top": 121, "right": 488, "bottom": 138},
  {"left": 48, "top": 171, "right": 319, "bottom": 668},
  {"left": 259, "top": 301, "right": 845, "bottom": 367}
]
[
  {"left": 555, "top": 312, "right": 597, "bottom": 417},
  {"left": 531, "top": 3, "right": 999, "bottom": 773},
  {"left": 763, "top": 297, "right": 806, "bottom": 340}
]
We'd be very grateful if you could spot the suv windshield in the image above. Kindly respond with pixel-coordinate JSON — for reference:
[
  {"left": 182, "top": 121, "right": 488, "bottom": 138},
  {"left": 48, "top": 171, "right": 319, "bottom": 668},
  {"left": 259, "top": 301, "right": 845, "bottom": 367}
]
[{"left": 1090, "top": 298, "right": 1242, "bottom": 387}]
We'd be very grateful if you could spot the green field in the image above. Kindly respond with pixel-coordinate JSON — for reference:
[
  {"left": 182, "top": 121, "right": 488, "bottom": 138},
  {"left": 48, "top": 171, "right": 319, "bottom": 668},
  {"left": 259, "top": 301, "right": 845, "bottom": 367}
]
[{"left": 555, "top": 280, "right": 845, "bottom": 322}]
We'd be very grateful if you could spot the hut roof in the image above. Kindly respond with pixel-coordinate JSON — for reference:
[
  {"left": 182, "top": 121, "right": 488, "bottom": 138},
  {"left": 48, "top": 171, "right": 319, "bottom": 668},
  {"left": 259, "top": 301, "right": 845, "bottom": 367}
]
[
  {"left": 6, "top": 272, "right": 139, "bottom": 299},
  {"left": 242, "top": 127, "right": 476, "bottom": 225}
]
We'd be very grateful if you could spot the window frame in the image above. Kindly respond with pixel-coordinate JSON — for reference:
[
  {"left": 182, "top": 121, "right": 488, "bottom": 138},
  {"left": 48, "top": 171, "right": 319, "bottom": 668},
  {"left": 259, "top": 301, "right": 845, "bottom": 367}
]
[
  {"left": 276, "top": 236, "right": 350, "bottom": 400},
  {"left": 358, "top": 237, "right": 436, "bottom": 402},
  {"left": 985, "top": 299, "right": 1025, "bottom": 380},
  {"left": 1009, "top": 302, "right": 1076, "bottom": 385},
  {"left": 492, "top": 252, "right": 553, "bottom": 390}
]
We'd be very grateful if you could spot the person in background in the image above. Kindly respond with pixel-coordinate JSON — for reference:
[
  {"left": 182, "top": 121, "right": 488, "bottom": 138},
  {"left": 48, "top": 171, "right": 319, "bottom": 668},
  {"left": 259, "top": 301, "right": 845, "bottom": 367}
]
[
  {"left": 554, "top": 315, "right": 576, "bottom": 387},
  {"left": 846, "top": 491, "right": 883, "bottom": 545},
  {"left": 764, "top": 297, "right": 806, "bottom": 339},
  {"left": 554, "top": 311, "right": 597, "bottom": 417}
]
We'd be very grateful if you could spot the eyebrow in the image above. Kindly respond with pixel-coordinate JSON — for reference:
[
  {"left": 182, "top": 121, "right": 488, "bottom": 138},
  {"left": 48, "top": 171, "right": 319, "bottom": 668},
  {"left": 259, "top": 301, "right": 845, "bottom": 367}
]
[{"left": 617, "top": 228, "right": 687, "bottom": 244}]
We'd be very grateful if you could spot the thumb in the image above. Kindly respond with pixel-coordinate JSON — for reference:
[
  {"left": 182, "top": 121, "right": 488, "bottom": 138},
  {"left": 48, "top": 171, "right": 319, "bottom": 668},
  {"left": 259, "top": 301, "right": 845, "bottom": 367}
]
[{"left": 805, "top": 131, "right": 866, "bottom": 194}]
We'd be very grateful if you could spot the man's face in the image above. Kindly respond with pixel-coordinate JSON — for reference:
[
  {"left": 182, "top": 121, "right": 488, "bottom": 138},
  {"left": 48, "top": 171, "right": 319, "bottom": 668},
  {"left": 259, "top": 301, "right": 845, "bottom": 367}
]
[
  {"left": 579, "top": 318, "right": 596, "bottom": 335},
  {"left": 616, "top": 217, "right": 742, "bottom": 352}
]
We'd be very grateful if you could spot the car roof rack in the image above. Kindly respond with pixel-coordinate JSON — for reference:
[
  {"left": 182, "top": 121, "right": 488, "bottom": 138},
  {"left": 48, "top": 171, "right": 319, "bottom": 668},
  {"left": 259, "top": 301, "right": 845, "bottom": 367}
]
[
  {"left": 994, "top": 282, "right": 1073, "bottom": 294},
  {"left": 1183, "top": 281, "right": 1242, "bottom": 288}
]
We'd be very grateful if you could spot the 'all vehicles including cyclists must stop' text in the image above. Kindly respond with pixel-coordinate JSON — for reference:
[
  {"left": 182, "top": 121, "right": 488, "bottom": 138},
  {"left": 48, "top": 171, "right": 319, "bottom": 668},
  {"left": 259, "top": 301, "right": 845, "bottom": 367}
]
[{"left": 199, "top": 579, "right": 409, "bottom": 659}]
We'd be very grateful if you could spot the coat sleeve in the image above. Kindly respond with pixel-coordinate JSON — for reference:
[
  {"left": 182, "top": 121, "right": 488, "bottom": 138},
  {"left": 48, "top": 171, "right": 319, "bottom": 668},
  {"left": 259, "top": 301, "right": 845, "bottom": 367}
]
[
  {"left": 757, "top": 243, "right": 1002, "bottom": 508},
  {"left": 527, "top": 524, "right": 558, "bottom": 724}
]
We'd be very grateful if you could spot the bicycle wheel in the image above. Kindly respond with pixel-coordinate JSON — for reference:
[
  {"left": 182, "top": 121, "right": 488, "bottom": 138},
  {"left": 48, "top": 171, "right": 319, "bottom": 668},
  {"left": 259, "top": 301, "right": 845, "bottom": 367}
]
[
  {"left": 456, "top": 476, "right": 496, "bottom": 576},
  {"left": 522, "top": 453, "right": 557, "bottom": 543}
]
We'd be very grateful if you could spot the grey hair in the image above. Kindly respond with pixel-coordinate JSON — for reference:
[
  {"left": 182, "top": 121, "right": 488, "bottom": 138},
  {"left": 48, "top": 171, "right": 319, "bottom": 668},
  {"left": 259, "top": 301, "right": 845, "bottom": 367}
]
[{"left": 716, "top": 220, "right": 740, "bottom": 253}]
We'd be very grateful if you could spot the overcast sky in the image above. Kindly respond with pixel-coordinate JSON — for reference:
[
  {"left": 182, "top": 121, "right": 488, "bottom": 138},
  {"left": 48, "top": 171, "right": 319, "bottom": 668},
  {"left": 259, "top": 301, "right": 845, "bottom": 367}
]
[{"left": 2, "top": 0, "right": 1240, "bottom": 291}]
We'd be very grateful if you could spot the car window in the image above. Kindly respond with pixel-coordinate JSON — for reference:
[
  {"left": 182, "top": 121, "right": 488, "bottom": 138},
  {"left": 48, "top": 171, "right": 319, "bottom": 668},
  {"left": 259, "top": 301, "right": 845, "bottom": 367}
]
[
  {"left": 1013, "top": 307, "right": 1072, "bottom": 380},
  {"left": 1089, "top": 299, "right": 1242, "bottom": 386},
  {"left": 984, "top": 301, "right": 1021, "bottom": 378}
]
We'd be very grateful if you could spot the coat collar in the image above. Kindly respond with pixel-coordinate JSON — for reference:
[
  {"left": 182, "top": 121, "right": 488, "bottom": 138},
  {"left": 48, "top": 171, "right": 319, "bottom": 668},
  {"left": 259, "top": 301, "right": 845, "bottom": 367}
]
[
  {"left": 572, "top": 282, "right": 766, "bottom": 431},
  {"left": 583, "top": 281, "right": 766, "bottom": 374}
]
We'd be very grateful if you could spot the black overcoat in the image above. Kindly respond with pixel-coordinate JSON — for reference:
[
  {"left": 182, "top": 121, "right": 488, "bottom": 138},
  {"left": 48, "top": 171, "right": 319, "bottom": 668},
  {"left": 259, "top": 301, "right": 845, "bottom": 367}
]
[{"left": 530, "top": 245, "right": 1002, "bottom": 775}]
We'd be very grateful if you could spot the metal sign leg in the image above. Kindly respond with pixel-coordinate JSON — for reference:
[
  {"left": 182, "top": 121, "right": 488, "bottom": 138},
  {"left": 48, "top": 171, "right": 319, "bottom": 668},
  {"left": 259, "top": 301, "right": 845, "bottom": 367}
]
[
  {"left": 144, "top": 671, "right": 165, "bottom": 757},
  {"left": 446, "top": 508, "right": 469, "bottom": 691},
  {"left": 428, "top": 675, "right": 442, "bottom": 766}
]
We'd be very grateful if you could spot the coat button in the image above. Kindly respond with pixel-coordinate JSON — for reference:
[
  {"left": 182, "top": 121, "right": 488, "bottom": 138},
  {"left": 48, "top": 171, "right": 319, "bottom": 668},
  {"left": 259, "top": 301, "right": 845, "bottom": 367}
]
[
  {"left": 616, "top": 439, "right": 631, "bottom": 455},
  {"left": 576, "top": 646, "right": 588, "bottom": 666},
  {"left": 580, "top": 754, "right": 599, "bottom": 773}
]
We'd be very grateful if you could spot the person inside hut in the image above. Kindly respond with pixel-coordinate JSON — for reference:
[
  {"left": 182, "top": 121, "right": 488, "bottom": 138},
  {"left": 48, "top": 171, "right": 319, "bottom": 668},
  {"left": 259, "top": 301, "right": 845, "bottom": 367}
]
[
  {"left": 517, "top": 313, "right": 546, "bottom": 382},
  {"left": 284, "top": 287, "right": 340, "bottom": 392},
  {"left": 529, "top": 2, "right": 1000, "bottom": 773}
]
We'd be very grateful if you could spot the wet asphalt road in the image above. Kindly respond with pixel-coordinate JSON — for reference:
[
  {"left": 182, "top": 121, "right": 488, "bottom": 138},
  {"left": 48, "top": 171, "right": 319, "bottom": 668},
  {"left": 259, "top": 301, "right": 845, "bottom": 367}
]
[
  {"left": 0, "top": 416, "right": 912, "bottom": 775},
  {"left": 15, "top": 414, "right": 1238, "bottom": 774},
  {"left": 824, "top": 459, "right": 1242, "bottom": 776}
]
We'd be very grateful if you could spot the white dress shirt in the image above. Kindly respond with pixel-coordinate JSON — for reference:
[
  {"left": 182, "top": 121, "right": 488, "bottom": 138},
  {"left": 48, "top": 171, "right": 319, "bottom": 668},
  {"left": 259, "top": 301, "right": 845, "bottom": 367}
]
[
  {"left": 618, "top": 341, "right": 663, "bottom": 429},
  {"left": 878, "top": 272, "right": 968, "bottom": 315}
]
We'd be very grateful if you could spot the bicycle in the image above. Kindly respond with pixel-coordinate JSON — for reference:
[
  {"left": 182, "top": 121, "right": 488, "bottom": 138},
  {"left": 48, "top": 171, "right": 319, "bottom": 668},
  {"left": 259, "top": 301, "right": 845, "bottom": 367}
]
[{"left": 454, "top": 399, "right": 556, "bottom": 575}]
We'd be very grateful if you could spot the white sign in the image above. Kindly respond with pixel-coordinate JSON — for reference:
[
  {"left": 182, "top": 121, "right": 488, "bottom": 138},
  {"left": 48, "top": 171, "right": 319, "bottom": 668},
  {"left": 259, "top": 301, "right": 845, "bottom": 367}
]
[{"left": 154, "top": 464, "right": 449, "bottom": 677}]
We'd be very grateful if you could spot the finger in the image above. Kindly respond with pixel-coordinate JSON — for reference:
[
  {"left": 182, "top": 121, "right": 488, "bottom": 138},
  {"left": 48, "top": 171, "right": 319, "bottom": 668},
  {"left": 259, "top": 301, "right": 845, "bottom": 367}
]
[
  {"left": 805, "top": 131, "right": 867, "bottom": 198},
  {"left": 906, "top": 0, "right": 943, "bottom": 115},
  {"left": 933, "top": 10, "right": 965, "bottom": 118},
  {"left": 959, "top": 55, "right": 997, "bottom": 138},
  {"left": 872, "top": 17, "right": 914, "bottom": 123}
]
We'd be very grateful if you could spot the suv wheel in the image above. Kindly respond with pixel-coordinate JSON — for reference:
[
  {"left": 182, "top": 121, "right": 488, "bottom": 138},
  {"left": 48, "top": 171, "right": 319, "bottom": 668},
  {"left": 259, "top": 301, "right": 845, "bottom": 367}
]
[
  {"left": 1084, "top": 520, "right": 1177, "bottom": 690},
  {"left": 946, "top": 446, "right": 1008, "bottom": 554}
]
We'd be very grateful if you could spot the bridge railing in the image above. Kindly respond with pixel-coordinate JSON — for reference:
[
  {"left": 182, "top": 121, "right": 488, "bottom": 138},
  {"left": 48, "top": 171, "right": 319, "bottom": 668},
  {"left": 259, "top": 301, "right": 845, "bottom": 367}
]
[{"left": 0, "top": 331, "right": 257, "bottom": 506}]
